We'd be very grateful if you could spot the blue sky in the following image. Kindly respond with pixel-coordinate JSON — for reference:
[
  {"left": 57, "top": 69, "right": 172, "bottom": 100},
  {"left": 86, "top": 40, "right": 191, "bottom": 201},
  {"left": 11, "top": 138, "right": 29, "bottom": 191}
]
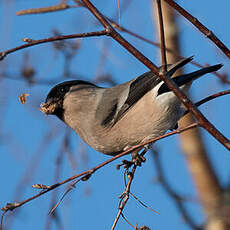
[{"left": 0, "top": 0, "right": 230, "bottom": 229}]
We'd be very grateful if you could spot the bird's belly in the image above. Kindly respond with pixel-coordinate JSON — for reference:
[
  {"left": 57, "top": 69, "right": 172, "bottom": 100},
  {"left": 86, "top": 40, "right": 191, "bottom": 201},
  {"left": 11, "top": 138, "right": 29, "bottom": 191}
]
[{"left": 92, "top": 103, "right": 183, "bottom": 155}]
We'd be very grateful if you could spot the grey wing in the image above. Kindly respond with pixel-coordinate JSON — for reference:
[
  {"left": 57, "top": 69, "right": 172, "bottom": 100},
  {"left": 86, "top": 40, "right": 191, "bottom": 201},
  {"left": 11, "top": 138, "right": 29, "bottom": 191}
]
[
  {"left": 96, "top": 56, "right": 193, "bottom": 127},
  {"left": 114, "top": 71, "right": 161, "bottom": 124},
  {"left": 96, "top": 72, "right": 161, "bottom": 127},
  {"left": 117, "top": 57, "right": 194, "bottom": 122}
]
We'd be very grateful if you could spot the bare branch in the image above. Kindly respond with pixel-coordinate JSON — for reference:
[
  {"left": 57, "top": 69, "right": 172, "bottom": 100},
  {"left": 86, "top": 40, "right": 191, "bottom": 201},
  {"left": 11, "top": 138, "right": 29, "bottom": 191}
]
[
  {"left": 164, "top": 0, "right": 230, "bottom": 59},
  {"left": 111, "top": 165, "right": 137, "bottom": 230},
  {"left": 0, "top": 30, "right": 108, "bottom": 61},
  {"left": 156, "top": 0, "right": 167, "bottom": 73},
  {"left": 17, "top": 2, "right": 71, "bottom": 16},
  {"left": 108, "top": 18, "right": 230, "bottom": 84},
  {"left": 1, "top": 122, "right": 200, "bottom": 214},
  {"left": 81, "top": 0, "right": 230, "bottom": 150}
]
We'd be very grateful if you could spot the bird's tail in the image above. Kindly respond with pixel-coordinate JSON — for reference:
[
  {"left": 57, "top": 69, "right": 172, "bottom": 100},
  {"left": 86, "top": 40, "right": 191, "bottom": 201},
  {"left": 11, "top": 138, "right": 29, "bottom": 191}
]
[
  {"left": 173, "top": 64, "right": 223, "bottom": 86},
  {"left": 158, "top": 64, "right": 223, "bottom": 95}
]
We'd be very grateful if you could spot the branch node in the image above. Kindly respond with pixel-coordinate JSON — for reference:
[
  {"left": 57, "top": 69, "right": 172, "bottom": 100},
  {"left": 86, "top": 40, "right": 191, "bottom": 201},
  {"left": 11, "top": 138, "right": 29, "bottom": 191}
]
[
  {"left": 1, "top": 202, "right": 20, "bottom": 212},
  {"left": 22, "top": 38, "right": 34, "bottom": 43}
]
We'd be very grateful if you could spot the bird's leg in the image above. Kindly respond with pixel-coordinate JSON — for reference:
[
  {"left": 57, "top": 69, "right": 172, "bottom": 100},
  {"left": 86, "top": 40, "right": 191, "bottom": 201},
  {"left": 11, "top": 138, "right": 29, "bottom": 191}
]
[
  {"left": 116, "top": 145, "right": 150, "bottom": 170},
  {"left": 132, "top": 145, "right": 150, "bottom": 166}
]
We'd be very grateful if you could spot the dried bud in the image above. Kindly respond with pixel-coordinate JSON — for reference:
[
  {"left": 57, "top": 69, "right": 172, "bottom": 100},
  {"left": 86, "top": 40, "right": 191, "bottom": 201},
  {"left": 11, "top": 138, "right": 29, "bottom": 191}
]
[
  {"left": 18, "top": 93, "right": 29, "bottom": 104},
  {"left": 22, "top": 38, "right": 34, "bottom": 43},
  {"left": 1, "top": 202, "right": 20, "bottom": 211},
  {"left": 32, "top": 184, "right": 50, "bottom": 189}
]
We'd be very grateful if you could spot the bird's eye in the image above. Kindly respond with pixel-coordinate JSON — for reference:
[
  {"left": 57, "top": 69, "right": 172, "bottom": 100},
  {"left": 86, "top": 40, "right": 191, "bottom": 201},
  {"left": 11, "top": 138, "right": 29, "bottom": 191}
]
[{"left": 59, "top": 87, "right": 65, "bottom": 93}]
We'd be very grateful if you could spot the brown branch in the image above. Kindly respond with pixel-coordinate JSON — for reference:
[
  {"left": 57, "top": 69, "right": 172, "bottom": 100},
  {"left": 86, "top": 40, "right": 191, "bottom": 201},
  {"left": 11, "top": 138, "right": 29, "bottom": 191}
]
[
  {"left": 155, "top": 3, "right": 229, "bottom": 229},
  {"left": 164, "top": 0, "right": 230, "bottom": 59},
  {"left": 1, "top": 87, "right": 228, "bottom": 220},
  {"left": 111, "top": 165, "right": 137, "bottom": 230},
  {"left": 120, "top": 213, "right": 136, "bottom": 229},
  {"left": 49, "top": 178, "right": 82, "bottom": 214},
  {"left": 94, "top": 0, "right": 132, "bottom": 81},
  {"left": 1, "top": 88, "right": 227, "bottom": 216},
  {"left": 156, "top": 0, "right": 167, "bottom": 73},
  {"left": 107, "top": 18, "right": 230, "bottom": 84},
  {"left": 0, "top": 30, "right": 108, "bottom": 61},
  {"left": 130, "top": 192, "right": 159, "bottom": 214},
  {"left": 1, "top": 122, "right": 200, "bottom": 214},
  {"left": 17, "top": 2, "right": 71, "bottom": 16},
  {"left": 81, "top": 0, "right": 230, "bottom": 150},
  {"left": 183, "top": 89, "right": 230, "bottom": 116},
  {"left": 44, "top": 133, "right": 69, "bottom": 230},
  {"left": 4, "top": 130, "right": 59, "bottom": 230}
]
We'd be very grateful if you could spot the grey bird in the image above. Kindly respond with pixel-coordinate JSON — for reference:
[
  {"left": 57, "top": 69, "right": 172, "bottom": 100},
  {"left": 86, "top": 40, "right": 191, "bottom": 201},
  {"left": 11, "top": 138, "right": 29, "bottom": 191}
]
[{"left": 40, "top": 57, "right": 222, "bottom": 157}]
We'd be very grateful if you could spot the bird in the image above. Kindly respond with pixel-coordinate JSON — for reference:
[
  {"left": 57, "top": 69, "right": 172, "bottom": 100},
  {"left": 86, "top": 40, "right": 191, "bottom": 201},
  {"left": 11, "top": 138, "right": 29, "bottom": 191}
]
[{"left": 40, "top": 57, "right": 222, "bottom": 158}]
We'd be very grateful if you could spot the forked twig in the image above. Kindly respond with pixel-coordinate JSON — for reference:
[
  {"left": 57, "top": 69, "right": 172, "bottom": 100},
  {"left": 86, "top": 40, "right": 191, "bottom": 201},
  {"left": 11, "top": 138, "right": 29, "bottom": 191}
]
[{"left": 111, "top": 165, "right": 137, "bottom": 230}]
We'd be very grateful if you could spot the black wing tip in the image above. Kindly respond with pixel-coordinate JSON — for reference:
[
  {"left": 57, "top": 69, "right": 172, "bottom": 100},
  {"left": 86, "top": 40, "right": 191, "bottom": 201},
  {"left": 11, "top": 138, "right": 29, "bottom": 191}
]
[
  {"left": 214, "top": 63, "right": 223, "bottom": 70},
  {"left": 180, "top": 56, "right": 194, "bottom": 64},
  {"left": 206, "top": 63, "right": 223, "bottom": 73}
]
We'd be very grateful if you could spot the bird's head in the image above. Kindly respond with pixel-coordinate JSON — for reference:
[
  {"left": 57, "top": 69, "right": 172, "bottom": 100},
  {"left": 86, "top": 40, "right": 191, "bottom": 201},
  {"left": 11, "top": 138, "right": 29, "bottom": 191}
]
[{"left": 40, "top": 80, "right": 96, "bottom": 120}]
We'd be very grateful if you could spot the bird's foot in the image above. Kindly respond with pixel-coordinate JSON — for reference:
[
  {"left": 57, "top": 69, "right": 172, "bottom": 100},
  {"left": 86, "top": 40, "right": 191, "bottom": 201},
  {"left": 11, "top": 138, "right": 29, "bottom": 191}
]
[
  {"left": 116, "top": 155, "right": 146, "bottom": 169},
  {"left": 116, "top": 146, "right": 149, "bottom": 170},
  {"left": 132, "top": 154, "right": 146, "bottom": 166}
]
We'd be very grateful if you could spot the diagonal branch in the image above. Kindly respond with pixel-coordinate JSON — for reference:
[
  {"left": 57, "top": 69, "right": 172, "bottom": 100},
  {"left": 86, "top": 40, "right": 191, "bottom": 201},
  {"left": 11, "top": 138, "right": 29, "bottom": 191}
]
[
  {"left": 81, "top": 0, "right": 230, "bottom": 150},
  {"left": 1, "top": 122, "right": 200, "bottom": 214},
  {"left": 107, "top": 18, "right": 229, "bottom": 84},
  {"left": 164, "top": 0, "right": 230, "bottom": 59}
]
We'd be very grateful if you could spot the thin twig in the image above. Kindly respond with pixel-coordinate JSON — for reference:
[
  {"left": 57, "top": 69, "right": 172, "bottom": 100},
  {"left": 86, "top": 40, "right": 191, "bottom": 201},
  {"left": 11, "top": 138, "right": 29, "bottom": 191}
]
[
  {"left": 184, "top": 89, "right": 230, "bottom": 116},
  {"left": 111, "top": 165, "right": 137, "bottom": 230},
  {"left": 44, "top": 133, "right": 69, "bottom": 230},
  {"left": 17, "top": 2, "right": 71, "bottom": 16},
  {"left": 107, "top": 17, "right": 229, "bottom": 84},
  {"left": 164, "top": 0, "right": 230, "bottom": 59},
  {"left": 0, "top": 122, "right": 201, "bottom": 213},
  {"left": 130, "top": 192, "right": 160, "bottom": 214},
  {"left": 5, "top": 87, "right": 229, "bottom": 213},
  {"left": 118, "top": 0, "right": 121, "bottom": 25},
  {"left": 0, "top": 30, "right": 108, "bottom": 61},
  {"left": 49, "top": 178, "right": 81, "bottom": 214},
  {"left": 1, "top": 211, "right": 6, "bottom": 230},
  {"left": 120, "top": 212, "right": 136, "bottom": 229},
  {"left": 156, "top": 0, "right": 167, "bottom": 73}
]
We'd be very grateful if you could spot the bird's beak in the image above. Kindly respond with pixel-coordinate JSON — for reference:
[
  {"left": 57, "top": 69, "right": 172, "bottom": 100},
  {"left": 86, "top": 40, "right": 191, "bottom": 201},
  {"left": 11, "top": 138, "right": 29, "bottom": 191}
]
[{"left": 40, "top": 99, "right": 57, "bottom": 115}]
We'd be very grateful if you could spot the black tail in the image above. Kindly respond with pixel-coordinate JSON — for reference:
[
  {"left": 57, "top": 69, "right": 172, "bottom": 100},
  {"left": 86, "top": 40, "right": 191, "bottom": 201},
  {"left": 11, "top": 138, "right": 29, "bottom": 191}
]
[
  {"left": 158, "top": 64, "right": 223, "bottom": 95},
  {"left": 165, "top": 56, "right": 193, "bottom": 77}
]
